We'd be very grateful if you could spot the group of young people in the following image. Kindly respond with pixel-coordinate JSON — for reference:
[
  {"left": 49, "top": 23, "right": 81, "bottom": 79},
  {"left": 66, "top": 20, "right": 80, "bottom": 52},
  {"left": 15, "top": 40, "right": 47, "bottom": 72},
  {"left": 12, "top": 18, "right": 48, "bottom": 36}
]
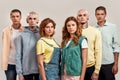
[{"left": 1, "top": 6, "right": 119, "bottom": 80}]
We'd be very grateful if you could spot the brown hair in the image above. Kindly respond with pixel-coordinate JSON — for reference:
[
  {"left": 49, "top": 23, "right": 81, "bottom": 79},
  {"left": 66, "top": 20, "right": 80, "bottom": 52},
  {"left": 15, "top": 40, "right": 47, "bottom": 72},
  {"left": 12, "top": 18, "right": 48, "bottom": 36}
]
[
  {"left": 39, "top": 18, "right": 56, "bottom": 37},
  {"left": 95, "top": 6, "right": 107, "bottom": 14},
  {"left": 61, "top": 16, "right": 82, "bottom": 48},
  {"left": 10, "top": 9, "right": 21, "bottom": 16}
]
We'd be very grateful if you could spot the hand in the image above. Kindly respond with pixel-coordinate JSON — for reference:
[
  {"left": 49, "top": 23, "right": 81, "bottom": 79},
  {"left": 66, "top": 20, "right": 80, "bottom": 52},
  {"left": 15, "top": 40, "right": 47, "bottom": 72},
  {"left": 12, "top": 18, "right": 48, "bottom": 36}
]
[
  {"left": 19, "top": 77, "right": 25, "bottom": 80},
  {"left": 80, "top": 76, "right": 84, "bottom": 80},
  {"left": 112, "top": 63, "right": 118, "bottom": 74},
  {"left": 91, "top": 72, "right": 98, "bottom": 80}
]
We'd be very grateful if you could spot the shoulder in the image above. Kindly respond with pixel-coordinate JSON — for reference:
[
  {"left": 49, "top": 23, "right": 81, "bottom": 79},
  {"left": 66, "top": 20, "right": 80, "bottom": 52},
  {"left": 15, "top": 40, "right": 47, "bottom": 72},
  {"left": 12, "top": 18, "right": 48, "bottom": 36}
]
[
  {"left": 89, "top": 26, "right": 101, "bottom": 35},
  {"left": 2, "top": 26, "right": 11, "bottom": 33},
  {"left": 79, "top": 36, "right": 87, "bottom": 43},
  {"left": 89, "top": 26, "right": 100, "bottom": 31},
  {"left": 37, "top": 37, "right": 46, "bottom": 44}
]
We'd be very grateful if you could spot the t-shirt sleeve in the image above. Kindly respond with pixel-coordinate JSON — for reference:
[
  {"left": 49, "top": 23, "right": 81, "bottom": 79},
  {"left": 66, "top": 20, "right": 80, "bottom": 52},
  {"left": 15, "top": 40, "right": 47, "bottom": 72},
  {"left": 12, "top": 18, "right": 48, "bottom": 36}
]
[
  {"left": 36, "top": 40, "right": 45, "bottom": 55},
  {"left": 81, "top": 39, "right": 88, "bottom": 48}
]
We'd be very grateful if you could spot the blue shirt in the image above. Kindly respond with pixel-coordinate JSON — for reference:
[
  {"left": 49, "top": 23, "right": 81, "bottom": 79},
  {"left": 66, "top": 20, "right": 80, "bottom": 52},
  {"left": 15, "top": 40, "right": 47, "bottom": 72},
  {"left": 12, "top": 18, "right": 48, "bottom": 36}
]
[{"left": 95, "top": 21, "right": 120, "bottom": 64}]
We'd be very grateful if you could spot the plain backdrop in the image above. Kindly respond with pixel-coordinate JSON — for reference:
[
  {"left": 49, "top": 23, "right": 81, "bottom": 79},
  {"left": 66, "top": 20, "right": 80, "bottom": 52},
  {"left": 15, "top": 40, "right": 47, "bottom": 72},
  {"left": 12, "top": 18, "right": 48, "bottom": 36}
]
[{"left": 0, "top": 0, "right": 120, "bottom": 80}]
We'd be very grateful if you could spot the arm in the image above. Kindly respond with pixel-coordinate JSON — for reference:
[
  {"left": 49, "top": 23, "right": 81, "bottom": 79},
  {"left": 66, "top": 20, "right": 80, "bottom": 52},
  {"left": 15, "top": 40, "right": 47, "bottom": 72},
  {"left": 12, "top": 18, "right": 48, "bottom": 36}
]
[
  {"left": 1, "top": 31, "right": 8, "bottom": 70},
  {"left": 112, "top": 52, "right": 119, "bottom": 74},
  {"left": 16, "top": 35, "right": 24, "bottom": 80},
  {"left": 80, "top": 48, "right": 88, "bottom": 80},
  {"left": 112, "top": 25, "right": 120, "bottom": 74},
  {"left": 37, "top": 54, "right": 46, "bottom": 80},
  {"left": 91, "top": 31, "right": 102, "bottom": 80}
]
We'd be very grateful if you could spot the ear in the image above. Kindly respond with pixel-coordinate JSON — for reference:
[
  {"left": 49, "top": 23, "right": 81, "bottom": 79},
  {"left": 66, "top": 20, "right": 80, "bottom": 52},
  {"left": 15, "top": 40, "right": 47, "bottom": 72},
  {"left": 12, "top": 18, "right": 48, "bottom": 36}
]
[
  {"left": 36, "top": 21, "right": 39, "bottom": 24},
  {"left": 36, "top": 19, "right": 39, "bottom": 24},
  {"left": 26, "top": 18, "right": 28, "bottom": 23},
  {"left": 87, "top": 17, "right": 89, "bottom": 20}
]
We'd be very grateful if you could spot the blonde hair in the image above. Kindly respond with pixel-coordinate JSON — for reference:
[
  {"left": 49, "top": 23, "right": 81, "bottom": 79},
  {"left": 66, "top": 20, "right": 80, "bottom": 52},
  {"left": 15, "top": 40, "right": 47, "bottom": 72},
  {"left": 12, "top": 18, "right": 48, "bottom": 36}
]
[{"left": 26, "top": 11, "right": 39, "bottom": 23}]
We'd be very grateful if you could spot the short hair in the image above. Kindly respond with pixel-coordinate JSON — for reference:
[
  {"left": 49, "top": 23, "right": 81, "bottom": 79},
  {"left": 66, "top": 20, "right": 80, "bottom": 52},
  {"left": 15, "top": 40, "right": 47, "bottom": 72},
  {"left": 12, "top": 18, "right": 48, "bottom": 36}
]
[
  {"left": 95, "top": 6, "right": 107, "bottom": 14},
  {"left": 26, "top": 11, "right": 39, "bottom": 23},
  {"left": 39, "top": 18, "right": 56, "bottom": 37},
  {"left": 10, "top": 9, "right": 21, "bottom": 16}
]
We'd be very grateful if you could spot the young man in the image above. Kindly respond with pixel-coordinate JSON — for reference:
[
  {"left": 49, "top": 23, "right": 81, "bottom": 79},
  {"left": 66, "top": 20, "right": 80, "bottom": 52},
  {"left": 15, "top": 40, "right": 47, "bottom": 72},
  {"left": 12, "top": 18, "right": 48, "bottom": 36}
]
[
  {"left": 77, "top": 9, "right": 102, "bottom": 80},
  {"left": 1, "top": 9, "right": 23, "bottom": 80},
  {"left": 95, "top": 6, "right": 119, "bottom": 80},
  {"left": 16, "top": 11, "right": 40, "bottom": 80}
]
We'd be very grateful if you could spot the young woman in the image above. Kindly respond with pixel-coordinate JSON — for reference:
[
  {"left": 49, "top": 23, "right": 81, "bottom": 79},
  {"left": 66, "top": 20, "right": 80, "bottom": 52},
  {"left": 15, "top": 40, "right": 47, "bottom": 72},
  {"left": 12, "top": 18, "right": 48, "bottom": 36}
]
[
  {"left": 16, "top": 11, "right": 40, "bottom": 80},
  {"left": 37, "top": 18, "right": 61, "bottom": 80},
  {"left": 61, "top": 16, "right": 88, "bottom": 80}
]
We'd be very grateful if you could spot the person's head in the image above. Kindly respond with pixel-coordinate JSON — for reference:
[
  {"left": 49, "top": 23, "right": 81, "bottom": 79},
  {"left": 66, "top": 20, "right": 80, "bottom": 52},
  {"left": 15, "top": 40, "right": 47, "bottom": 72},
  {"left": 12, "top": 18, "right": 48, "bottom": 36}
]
[
  {"left": 39, "top": 18, "right": 56, "bottom": 38},
  {"left": 61, "top": 16, "right": 82, "bottom": 48},
  {"left": 77, "top": 9, "right": 89, "bottom": 24},
  {"left": 10, "top": 9, "right": 22, "bottom": 25},
  {"left": 95, "top": 6, "right": 106, "bottom": 23},
  {"left": 26, "top": 11, "right": 39, "bottom": 27}
]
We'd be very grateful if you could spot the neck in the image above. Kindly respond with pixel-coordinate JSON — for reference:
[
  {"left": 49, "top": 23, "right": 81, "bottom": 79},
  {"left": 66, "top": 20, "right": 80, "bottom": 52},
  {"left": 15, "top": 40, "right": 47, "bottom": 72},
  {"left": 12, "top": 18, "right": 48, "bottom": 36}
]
[
  {"left": 70, "top": 34, "right": 74, "bottom": 40},
  {"left": 12, "top": 23, "right": 21, "bottom": 29},
  {"left": 80, "top": 22, "right": 88, "bottom": 29},
  {"left": 97, "top": 20, "right": 106, "bottom": 27},
  {"left": 29, "top": 26, "right": 36, "bottom": 32},
  {"left": 44, "top": 36, "right": 51, "bottom": 39}
]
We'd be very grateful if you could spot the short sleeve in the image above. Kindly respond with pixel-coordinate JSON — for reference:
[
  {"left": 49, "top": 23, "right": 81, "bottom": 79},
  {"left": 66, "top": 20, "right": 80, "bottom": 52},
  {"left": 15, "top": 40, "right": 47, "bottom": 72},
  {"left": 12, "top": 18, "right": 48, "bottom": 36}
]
[
  {"left": 81, "top": 39, "right": 88, "bottom": 48},
  {"left": 36, "top": 40, "right": 45, "bottom": 55}
]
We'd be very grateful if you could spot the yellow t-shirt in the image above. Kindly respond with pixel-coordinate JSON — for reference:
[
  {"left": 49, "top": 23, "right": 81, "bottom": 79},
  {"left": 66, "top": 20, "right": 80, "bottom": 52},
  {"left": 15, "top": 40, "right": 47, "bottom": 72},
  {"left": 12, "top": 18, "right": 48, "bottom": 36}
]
[{"left": 36, "top": 37, "right": 59, "bottom": 63}]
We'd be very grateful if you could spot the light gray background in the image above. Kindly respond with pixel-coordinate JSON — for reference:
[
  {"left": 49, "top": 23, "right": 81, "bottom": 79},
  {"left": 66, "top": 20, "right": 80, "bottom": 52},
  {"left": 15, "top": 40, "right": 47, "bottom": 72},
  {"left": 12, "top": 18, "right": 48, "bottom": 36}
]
[{"left": 0, "top": 0, "right": 120, "bottom": 80}]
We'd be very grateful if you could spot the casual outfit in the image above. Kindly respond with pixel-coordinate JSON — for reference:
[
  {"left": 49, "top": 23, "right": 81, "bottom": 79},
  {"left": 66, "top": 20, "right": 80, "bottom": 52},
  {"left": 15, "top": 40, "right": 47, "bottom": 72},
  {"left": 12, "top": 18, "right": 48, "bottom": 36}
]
[
  {"left": 95, "top": 21, "right": 120, "bottom": 80},
  {"left": 37, "top": 37, "right": 61, "bottom": 80},
  {"left": 61, "top": 36, "right": 88, "bottom": 80},
  {"left": 82, "top": 26, "right": 102, "bottom": 80},
  {"left": 1, "top": 25, "right": 23, "bottom": 80},
  {"left": 16, "top": 26, "right": 40, "bottom": 80}
]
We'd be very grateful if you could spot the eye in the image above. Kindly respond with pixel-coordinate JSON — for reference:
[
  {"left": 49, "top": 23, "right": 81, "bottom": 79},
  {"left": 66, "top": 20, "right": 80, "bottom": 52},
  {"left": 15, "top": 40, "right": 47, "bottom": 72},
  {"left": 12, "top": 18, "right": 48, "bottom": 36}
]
[
  {"left": 78, "top": 14, "right": 82, "bottom": 17},
  {"left": 28, "top": 17, "right": 37, "bottom": 20},
  {"left": 28, "top": 18, "right": 32, "bottom": 20},
  {"left": 72, "top": 24, "right": 75, "bottom": 26},
  {"left": 33, "top": 18, "right": 37, "bottom": 20}
]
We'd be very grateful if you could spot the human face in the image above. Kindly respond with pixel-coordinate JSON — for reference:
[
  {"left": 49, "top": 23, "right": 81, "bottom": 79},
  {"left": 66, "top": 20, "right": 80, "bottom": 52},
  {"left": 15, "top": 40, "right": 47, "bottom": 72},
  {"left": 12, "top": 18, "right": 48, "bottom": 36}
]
[
  {"left": 10, "top": 12, "right": 21, "bottom": 25},
  {"left": 95, "top": 10, "right": 106, "bottom": 23},
  {"left": 66, "top": 20, "right": 77, "bottom": 35},
  {"left": 44, "top": 22, "right": 54, "bottom": 38},
  {"left": 27, "top": 14, "right": 38, "bottom": 27},
  {"left": 77, "top": 10, "right": 88, "bottom": 24}
]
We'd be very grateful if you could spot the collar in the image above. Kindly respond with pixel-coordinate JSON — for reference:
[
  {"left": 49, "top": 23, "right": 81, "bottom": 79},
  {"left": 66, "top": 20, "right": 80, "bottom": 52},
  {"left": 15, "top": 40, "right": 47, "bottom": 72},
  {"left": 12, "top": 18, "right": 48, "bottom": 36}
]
[
  {"left": 96, "top": 21, "right": 109, "bottom": 28},
  {"left": 10, "top": 24, "right": 24, "bottom": 32}
]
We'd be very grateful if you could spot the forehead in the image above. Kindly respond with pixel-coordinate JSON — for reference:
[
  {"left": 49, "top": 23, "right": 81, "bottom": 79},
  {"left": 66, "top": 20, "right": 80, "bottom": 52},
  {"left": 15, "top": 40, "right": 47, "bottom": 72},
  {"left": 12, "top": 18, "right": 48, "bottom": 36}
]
[
  {"left": 28, "top": 14, "right": 38, "bottom": 18},
  {"left": 96, "top": 10, "right": 105, "bottom": 13},
  {"left": 78, "top": 10, "right": 88, "bottom": 15},
  {"left": 46, "top": 22, "right": 53, "bottom": 26},
  {"left": 67, "top": 20, "right": 76, "bottom": 25},
  {"left": 11, "top": 12, "right": 21, "bottom": 16}
]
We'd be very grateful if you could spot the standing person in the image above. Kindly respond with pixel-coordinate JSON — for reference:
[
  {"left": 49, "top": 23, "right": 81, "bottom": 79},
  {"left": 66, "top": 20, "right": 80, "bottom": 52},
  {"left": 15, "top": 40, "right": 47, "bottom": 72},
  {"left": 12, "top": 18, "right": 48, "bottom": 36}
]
[
  {"left": 61, "top": 16, "right": 88, "bottom": 80},
  {"left": 95, "top": 6, "right": 120, "bottom": 80},
  {"left": 37, "top": 18, "right": 61, "bottom": 80},
  {"left": 16, "top": 11, "right": 40, "bottom": 80},
  {"left": 1, "top": 9, "right": 23, "bottom": 80},
  {"left": 77, "top": 9, "right": 102, "bottom": 80}
]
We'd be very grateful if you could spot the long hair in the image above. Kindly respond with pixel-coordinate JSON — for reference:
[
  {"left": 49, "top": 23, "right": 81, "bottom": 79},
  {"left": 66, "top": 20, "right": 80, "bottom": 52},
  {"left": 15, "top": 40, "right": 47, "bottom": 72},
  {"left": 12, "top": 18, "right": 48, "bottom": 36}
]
[
  {"left": 61, "top": 16, "right": 82, "bottom": 48},
  {"left": 39, "top": 18, "right": 56, "bottom": 37}
]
